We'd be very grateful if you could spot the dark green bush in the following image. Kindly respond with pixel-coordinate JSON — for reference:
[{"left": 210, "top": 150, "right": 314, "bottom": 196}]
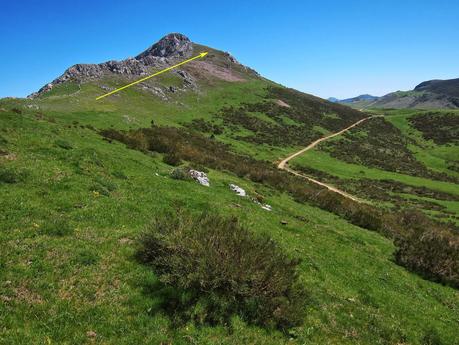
[
  {"left": 394, "top": 211, "right": 459, "bottom": 288},
  {"left": 55, "top": 139, "right": 73, "bottom": 150},
  {"left": 138, "top": 210, "right": 307, "bottom": 330},
  {"left": 112, "top": 170, "right": 128, "bottom": 180},
  {"left": 0, "top": 166, "right": 25, "bottom": 184},
  {"left": 91, "top": 176, "right": 117, "bottom": 196},
  {"left": 422, "top": 328, "right": 444, "bottom": 345},
  {"left": 163, "top": 152, "right": 181, "bottom": 166},
  {"left": 170, "top": 167, "right": 191, "bottom": 180}
]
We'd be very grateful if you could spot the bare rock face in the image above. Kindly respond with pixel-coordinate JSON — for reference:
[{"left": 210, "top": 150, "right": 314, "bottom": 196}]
[{"left": 136, "top": 33, "right": 193, "bottom": 60}]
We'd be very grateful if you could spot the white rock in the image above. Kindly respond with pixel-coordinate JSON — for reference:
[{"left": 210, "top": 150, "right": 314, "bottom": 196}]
[
  {"left": 189, "top": 169, "right": 210, "bottom": 187},
  {"left": 229, "top": 184, "right": 246, "bottom": 197},
  {"left": 261, "top": 204, "right": 272, "bottom": 211}
]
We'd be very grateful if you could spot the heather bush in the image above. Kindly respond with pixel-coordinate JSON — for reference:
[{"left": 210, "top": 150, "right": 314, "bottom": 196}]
[
  {"left": 137, "top": 210, "right": 307, "bottom": 330},
  {"left": 163, "top": 152, "right": 182, "bottom": 166},
  {"left": 0, "top": 166, "right": 26, "bottom": 184},
  {"left": 170, "top": 167, "right": 191, "bottom": 180},
  {"left": 394, "top": 211, "right": 459, "bottom": 288}
]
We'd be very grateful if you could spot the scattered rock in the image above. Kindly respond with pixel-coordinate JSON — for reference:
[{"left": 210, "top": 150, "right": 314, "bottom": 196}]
[
  {"left": 223, "top": 52, "right": 239, "bottom": 64},
  {"left": 229, "top": 184, "right": 246, "bottom": 196},
  {"left": 86, "top": 331, "right": 97, "bottom": 338},
  {"left": 189, "top": 169, "right": 210, "bottom": 187},
  {"left": 122, "top": 115, "right": 139, "bottom": 124},
  {"left": 261, "top": 204, "right": 272, "bottom": 211},
  {"left": 119, "top": 238, "right": 133, "bottom": 245}
]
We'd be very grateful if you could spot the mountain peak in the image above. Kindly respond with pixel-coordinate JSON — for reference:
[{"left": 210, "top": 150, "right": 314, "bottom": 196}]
[{"left": 136, "top": 33, "right": 193, "bottom": 60}]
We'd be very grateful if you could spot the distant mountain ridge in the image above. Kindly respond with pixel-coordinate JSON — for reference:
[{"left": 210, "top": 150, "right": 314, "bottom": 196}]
[
  {"left": 330, "top": 78, "right": 459, "bottom": 109},
  {"left": 328, "top": 94, "right": 379, "bottom": 104},
  {"left": 372, "top": 78, "right": 459, "bottom": 109},
  {"left": 413, "top": 78, "right": 459, "bottom": 98},
  {"left": 327, "top": 94, "right": 380, "bottom": 108}
]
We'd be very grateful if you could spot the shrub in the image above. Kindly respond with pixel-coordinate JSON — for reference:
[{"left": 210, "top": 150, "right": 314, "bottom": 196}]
[
  {"left": 91, "top": 176, "right": 117, "bottom": 196},
  {"left": 170, "top": 167, "right": 191, "bottom": 180},
  {"left": 422, "top": 328, "right": 444, "bottom": 345},
  {"left": 0, "top": 166, "right": 25, "bottom": 184},
  {"left": 394, "top": 211, "right": 459, "bottom": 288},
  {"left": 163, "top": 152, "right": 181, "bottom": 166},
  {"left": 138, "top": 210, "right": 307, "bottom": 330},
  {"left": 112, "top": 170, "right": 128, "bottom": 180},
  {"left": 55, "top": 139, "right": 73, "bottom": 150}
]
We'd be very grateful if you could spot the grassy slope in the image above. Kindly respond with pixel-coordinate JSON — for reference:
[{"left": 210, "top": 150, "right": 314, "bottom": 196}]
[
  {"left": 385, "top": 111, "right": 459, "bottom": 179},
  {"left": 1, "top": 67, "right": 459, "bottom": 344},
  {"left": 1, "top": 107, "right": 458, "bottom": 345}
]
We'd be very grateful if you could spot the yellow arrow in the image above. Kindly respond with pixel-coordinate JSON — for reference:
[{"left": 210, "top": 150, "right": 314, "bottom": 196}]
[{"left": 96, "top": 52, "right": 208, "bottom": 100}]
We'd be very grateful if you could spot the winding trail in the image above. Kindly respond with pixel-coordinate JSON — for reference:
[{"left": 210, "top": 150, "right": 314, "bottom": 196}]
[{"left": 277, "top": 116, "right": 379, "bottom": 202}]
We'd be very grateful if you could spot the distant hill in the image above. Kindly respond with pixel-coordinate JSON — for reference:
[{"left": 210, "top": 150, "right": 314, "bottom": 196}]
[
  {"left": 328, "top": 94, "right": 380, "bottom": 108},
  {"left": 414, "top": 78, "right": 459, "bottom": 98},
  {"left": 371, "top": 78, "right": 459, "bottom": 109}
]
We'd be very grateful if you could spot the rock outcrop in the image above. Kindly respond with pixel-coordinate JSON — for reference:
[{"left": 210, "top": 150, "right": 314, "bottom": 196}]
[{"left": 136, "top": 33, "right": 193, "bottom": 60}]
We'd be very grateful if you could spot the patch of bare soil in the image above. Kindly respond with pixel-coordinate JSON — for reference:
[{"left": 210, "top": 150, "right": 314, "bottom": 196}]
[
  {"left": 276, "top": 99, "right": 291, "bottom": 107},
  {"left": 189, "top": 61, "right": 245, "bottom": 82}
]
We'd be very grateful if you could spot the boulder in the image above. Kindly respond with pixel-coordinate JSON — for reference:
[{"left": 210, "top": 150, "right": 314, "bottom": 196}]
[{"left": 189, "top": 169, "right": 210, "bottom": 187}]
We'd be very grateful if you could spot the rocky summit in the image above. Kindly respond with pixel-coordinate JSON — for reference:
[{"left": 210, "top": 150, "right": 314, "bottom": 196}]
[
  {"left": 136, "top": 33, "right": 193, "bottom": 59},
  {"left": 29, "top": 33, "right": 210, "bottom": 98}
]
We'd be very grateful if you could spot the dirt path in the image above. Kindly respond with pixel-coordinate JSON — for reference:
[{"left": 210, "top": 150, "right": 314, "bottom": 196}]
[{"left": 277, "top": 116, "right": 378, "bottom": 202}]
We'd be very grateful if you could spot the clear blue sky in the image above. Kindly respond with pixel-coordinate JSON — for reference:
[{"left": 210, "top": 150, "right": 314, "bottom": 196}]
[{"left": 1, "top": 0, "right": 458, "bottom": 99}]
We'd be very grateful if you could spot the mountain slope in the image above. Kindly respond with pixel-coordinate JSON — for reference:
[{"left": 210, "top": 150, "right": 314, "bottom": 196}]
[{"left": 371, "top": 78, "right": 459, "bottom": 109}]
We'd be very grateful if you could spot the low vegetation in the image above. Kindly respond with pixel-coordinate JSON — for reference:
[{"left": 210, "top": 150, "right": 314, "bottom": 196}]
[
  {"left": 319, "top": 117, "right": 457, "bottom": 183},
  {"left": 137, "top": 210, "right": 307, "bottom": 330},
  {"left": 409, "top": 111, "right": 459, "bottom": 145},
  {"left": 394, "top": 211, "right": 459, "bottom": 288}
]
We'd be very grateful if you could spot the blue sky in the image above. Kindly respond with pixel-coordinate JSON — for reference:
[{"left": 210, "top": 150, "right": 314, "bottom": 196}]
[{"left": 1, "top": 0, "right": 458, "bottom": 99}]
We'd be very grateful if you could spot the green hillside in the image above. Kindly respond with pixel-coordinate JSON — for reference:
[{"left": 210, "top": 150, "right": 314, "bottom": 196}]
[
  {"left": 290, "top": 109, "right": 459, "bottom": 225},
  {"left": 1, "top": 35, "right": 458, "bottom": 344}
]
